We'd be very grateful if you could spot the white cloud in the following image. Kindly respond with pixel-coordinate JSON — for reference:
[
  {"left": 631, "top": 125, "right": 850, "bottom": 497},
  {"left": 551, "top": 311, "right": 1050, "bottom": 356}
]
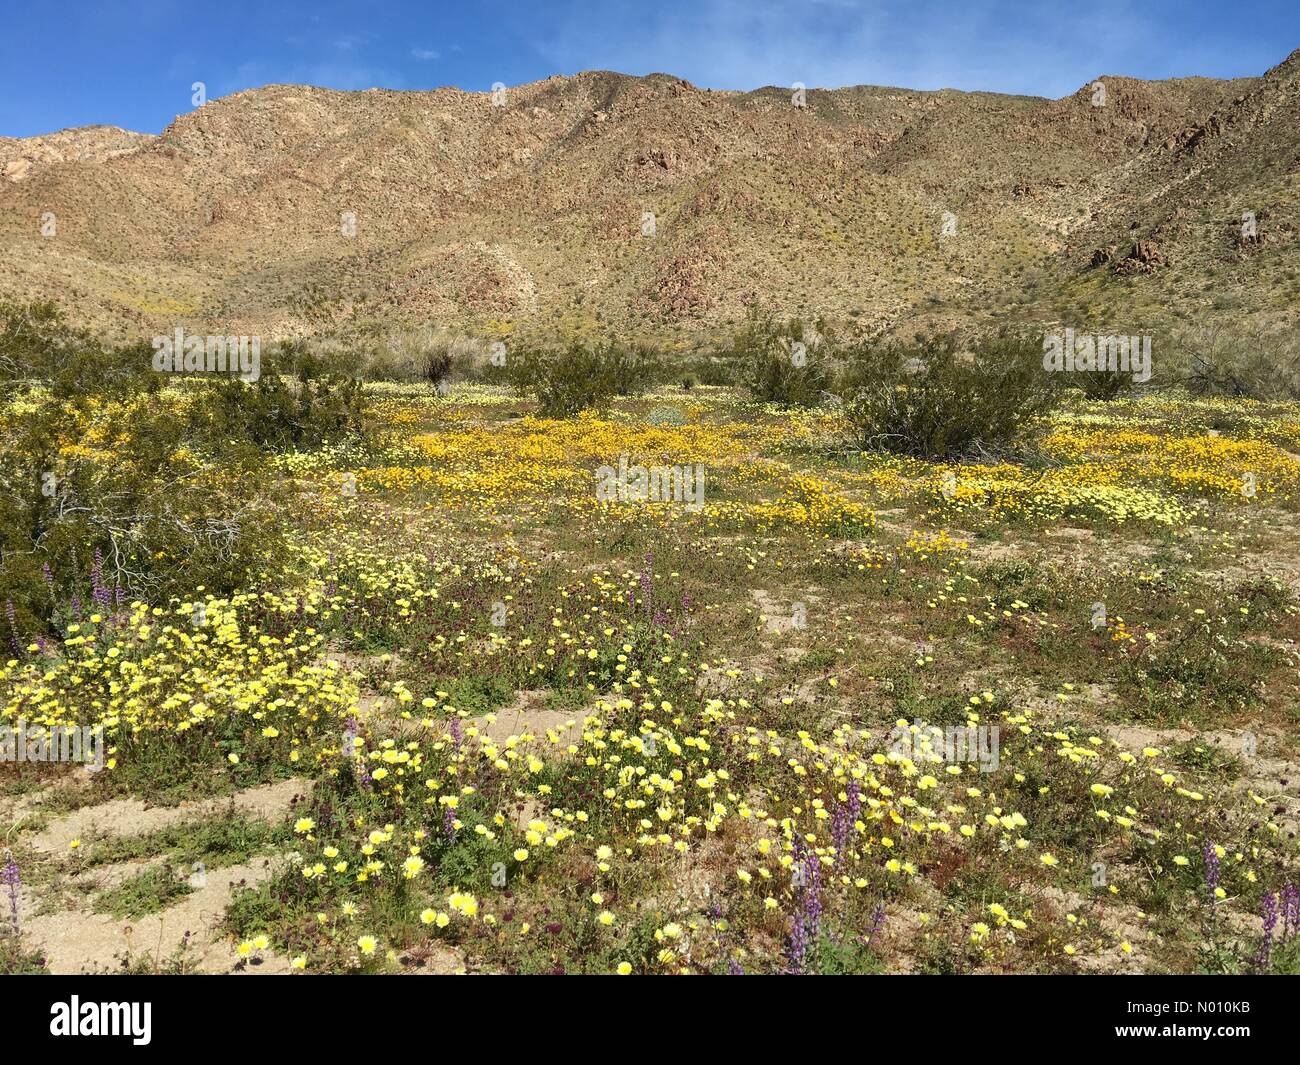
[{"left": 522, "top": 0, "right": 1165, "bottom": 98}]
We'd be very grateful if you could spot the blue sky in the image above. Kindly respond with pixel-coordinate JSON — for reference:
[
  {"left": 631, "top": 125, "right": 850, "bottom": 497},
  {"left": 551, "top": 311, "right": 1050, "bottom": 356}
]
[{"left": 2, "top": 0, "right": 1297, "bottom": 136}]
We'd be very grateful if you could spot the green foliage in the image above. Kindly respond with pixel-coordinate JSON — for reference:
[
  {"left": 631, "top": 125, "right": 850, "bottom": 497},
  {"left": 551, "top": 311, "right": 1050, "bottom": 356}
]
[
  {"left": 608, "top": 343, "right": 664, "bottom": 397},
  {"left": 95, "top": 866, "right": 195, "bottom": 919},
  {"left": 196, "top": 367, "right": 364, "bottom": 450},
  {"left": 730, "top": 310, "right": 832, "bottom": 407},
  {"left": 0, "top": 299, "right": 157, "bottom": 398},
  {"left": 811, "top": 931, "right": 884, "bottom": 975},
  {"left": 1267, "top": 935, "right": 1300, "bottom": 975},
  {"left": 839, "top": 330, "right": 1059, "bottom": 458},
  {"left": 506, "top": 340, "right": 646, "bottom": 416},
  {"left": 0, "top": 934, "right": 49, "bottom": 975},
  {"left": 0, "top": 304, "right": 363, "bottom": 635},
  {"left": 1173, "top": 320, "right": 1300, "bottom": 399},
  {"left": 1071, "top": 368, "right": 1137, "bottom": 401}
]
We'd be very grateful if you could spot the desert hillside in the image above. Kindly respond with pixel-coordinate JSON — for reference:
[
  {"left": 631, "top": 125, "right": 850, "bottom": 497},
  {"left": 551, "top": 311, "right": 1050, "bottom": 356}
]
[{"left": 2, "top": 52, "right": 1297, "bottom": 344}]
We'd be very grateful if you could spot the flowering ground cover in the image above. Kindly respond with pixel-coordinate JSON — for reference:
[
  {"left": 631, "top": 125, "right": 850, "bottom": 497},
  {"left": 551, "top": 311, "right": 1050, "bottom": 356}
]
[{"left": 3, "top": 383, "right": 1299, "bottom": 975}]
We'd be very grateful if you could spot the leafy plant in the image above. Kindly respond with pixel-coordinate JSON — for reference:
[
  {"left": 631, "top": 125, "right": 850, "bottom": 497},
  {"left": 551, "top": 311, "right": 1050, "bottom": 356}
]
[
  {"left": 839, "top": 329, "right": 1058, "bottom": 458},
  {"left": 506, "top": 341, "right": 634, "bottom": 416},
  {"left": 729, "top": 310, "right": 832, "bottom": 407}
]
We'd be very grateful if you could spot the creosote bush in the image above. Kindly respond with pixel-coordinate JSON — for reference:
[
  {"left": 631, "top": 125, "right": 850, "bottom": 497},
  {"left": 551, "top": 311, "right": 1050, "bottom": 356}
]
[
  {"left": 1171, "top": 320, "right": 1300, "bottom": 400},
  {"left": 506, "top": 340, "right": 651, "bottom": 416},
  {"left": 0, "top": 305, "right": 364, "bottom": 633},
  {"left": 197, "top": 342, "right": 364, "bottom": 450},
  {"left": 838, "top": 330, "right": 1059, "bottom": 459},
  {"left": 1069, "top": 368, "right": 1137, "bottom": 401},
  {"left": 730, "top": 310, "right": 832, "bottom": 407}
]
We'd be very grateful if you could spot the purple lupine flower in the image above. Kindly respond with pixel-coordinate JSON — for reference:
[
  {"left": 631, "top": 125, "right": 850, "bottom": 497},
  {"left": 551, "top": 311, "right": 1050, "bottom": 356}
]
[
  {"left": 1283, "top": 882, "right": 1300, "bottom": 941},
  {"left": 831, "top": 788, "right": 862, "bottom": 866},
  {"left": 788, "top": 911, "right": 807, "bottom": 974},
  {"left": 41, "top": 563, "right": 54, "bottom": 601},
  {"left": 70, "top": 594, "right": 81, "bottom": 620},
  {"left": 1256, "top": 890, "right": 1279, "bottom": 972},
  {"left": 1, "top": 852, "right": 20, "bottom": 936},
  {"left": 448, "top": 717, "right": 463, "bottom": 749},
  {"left": 866, "top": 902, "right": 887, "bottom": 949},
  {"left": 91, "top": 549, "right": 112, "bottom": 607},
  {"left": 443, "top": 805, "right": 456, "bottom": 844},
  {"left": 786, "top": 838, "right": 823, "bottom": 974},
  {"left": 1203, "top": 841, "right": 1221, "bottom": 903},
  {"left": 805, "top": 858, "right": 824, "bottom": 941},
  {"left": 831, "top": 800, "right": 851, "bottom": 863},
  {"left": 727, "top": 959, "right": 744, "bottom": 975}
]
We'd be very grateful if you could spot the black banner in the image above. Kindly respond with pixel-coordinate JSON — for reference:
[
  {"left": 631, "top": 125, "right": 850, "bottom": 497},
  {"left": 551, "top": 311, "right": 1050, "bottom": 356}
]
[{"left": 0, "top": 974, "right": 1290, "bottom": 1051}]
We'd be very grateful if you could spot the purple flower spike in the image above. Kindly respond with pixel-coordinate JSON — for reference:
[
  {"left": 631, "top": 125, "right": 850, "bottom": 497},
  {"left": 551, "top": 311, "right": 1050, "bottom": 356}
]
[
  {"left": 1203, "top": 841, "right": 1221, "bottom": 903},
  {"left": 1256, "top": 890, "right": 1279, "bottom": 972}
]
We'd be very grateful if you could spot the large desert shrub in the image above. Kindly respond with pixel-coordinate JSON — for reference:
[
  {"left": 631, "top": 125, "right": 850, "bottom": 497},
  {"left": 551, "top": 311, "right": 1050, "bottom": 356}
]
[
  {"left": 729, "top": 310, "right": 832, "bottom": 407},
  {"left": 0, "top": 298, "right": 157, "bottom": 396},
  {"left": 1170, "top": 320, "right": 1300, "bottom": 399},
  {"left": 607, "top": 342, "right": 664, "bottom": 396},
  {"left": 0, "top": 304, "right": 361, "bottom": 636},
  {"left": 1070, "top": 367, "right": 1138, "bottom": 401},
  {"left": 195, "top": 342, "right": 364, "bottom": 450},
  {"left": 838, "top": 330, "right": 1058, "bottom": 459},
  {"left": 507, "top": 340, "right": 644, "bottom": 416}
]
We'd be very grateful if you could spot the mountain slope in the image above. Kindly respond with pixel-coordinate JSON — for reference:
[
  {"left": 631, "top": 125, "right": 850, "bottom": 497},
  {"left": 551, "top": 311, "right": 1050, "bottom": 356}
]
[{"left": 2, "top": 53, "right": 1296, "bottom": 344}]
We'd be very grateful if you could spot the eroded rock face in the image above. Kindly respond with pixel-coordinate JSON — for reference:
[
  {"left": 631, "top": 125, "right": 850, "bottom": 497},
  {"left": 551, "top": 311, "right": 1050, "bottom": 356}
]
[
  {"left": 0, "top": 125, "right": 153, "bottom": 182},
  {"left": 1113, "top": 240, "right": 1168, "bottom": 275}
]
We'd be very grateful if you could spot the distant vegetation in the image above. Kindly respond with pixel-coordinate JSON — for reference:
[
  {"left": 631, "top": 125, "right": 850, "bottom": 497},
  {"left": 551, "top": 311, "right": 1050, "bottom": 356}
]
[
  {"left": 4, "top": 297, "right": 1298, "bottom": 637},
  {"left": 0, "top": 301, "right": 363, "bottom": 632}
]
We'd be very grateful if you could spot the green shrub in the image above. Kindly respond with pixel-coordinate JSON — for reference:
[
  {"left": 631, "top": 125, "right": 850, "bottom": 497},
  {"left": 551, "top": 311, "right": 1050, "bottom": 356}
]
[
  {"left": 0, "top": 298, "right": 158, "bottom": 398},
  {"left": 838, "top": 330, "right": 1058, "bottom": 459},
  {"left": 0, "top": 304, "right": 362, "bottom": 635},
  {"left": 608, "top": 342, "right": 663, "bottom": 397},
  {"left": 1071, "top": 368, "right": 1137, "bottom": 401},
  {"left": 811, "top": 930, "right": 884, "bottom": 975},
  {"left": 730, "top": 310, "right": 831, "bottom": 406},
  {"left": 196, "top": 364, "right": 364, "bottom": 450},
  {"left": 0, "top": 381, "right": 286, "bottom": 634},
  {"left": 694, "top": 358, "right": 736, "bottom": 387},
  {"left": 506, "top": 340, "right": 633, "bottom": 417},
  {"left": 1171, "top": 321, "right": 1300, "bottom": 399}
]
